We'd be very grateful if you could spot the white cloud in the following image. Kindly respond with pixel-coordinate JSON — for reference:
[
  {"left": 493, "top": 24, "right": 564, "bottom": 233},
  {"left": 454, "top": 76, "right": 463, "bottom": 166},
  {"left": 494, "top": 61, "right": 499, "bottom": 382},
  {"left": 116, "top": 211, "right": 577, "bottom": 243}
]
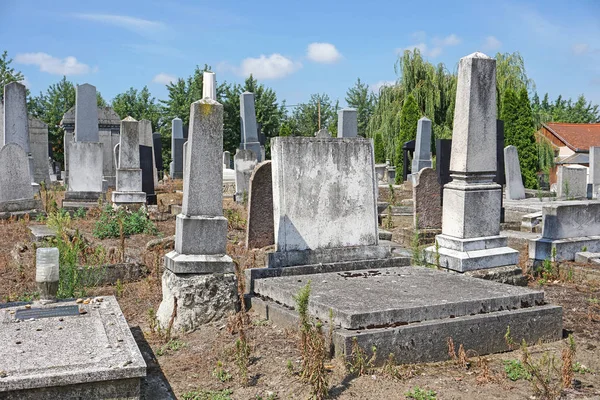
[
  {"left": 572, "top": 43, "right": 590, "bottom": 55},
  {"left": 238, "top": 54, "right": 301, "bottom": 79},
  {"left": 72, "top": 13, "right": 166, "bottom": 37},
  {"left": 432, "top": 34, "right": 461, "bottom": 47},
  {"left": 152, "top": 73, "right": 177, "bottom": 85},
  {"left": 306, "top": 43, "right": 342, "bottom": 64},
  {"left": 482, "top": 36, "right": 502, "bottom": 52},
  {"left": 15, "top": 53, "right": 91, "bottom": 75},
  {"left": 369, "top": 80, "right": 395, "bottom": 93}
]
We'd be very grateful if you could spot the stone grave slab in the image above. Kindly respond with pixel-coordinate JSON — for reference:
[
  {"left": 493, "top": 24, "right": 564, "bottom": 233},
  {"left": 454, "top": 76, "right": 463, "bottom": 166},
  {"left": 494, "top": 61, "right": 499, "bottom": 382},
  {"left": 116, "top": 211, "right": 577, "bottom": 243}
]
[
  {"left": 251, "top": 266, "right": 562, "bottom": 364},
  {"left": 29, "top": 225, "right": 56, "bottom": 242},
  {"left": 0, "top": 296, "right": 146, "bottom": 399}
]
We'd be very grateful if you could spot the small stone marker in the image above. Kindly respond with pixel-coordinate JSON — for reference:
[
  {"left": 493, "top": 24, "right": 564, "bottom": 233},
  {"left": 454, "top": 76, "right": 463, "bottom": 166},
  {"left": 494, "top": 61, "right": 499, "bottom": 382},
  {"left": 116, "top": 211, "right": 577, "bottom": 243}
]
[
  {"left": 234, "top": 149, "right": 258, "bottom": 203},
  {"left": 246, "top": 161, "right": 274, "bottom": 249},
  {"left": 240, "top": 92, "right": 262, "bottom": 162},
  {"left": 36, "top": 247, "right": 59, "bottom": 303},
  {"left": 424, "top": 52, "right": 518, "bottom": 272},
  {"left": 223, "top": 151, "right": 231, "bottom": 169},
  {"left": 337, "top": 108, "right": 358, "bottom": 138},
  {"left": 503, "top": 145, "right": 526, "bottom": 200},
  {"left": 589, "top": 147, "right": 600, "bottom": 199},
  {"left": 411, "top": 117, "right": 432, "bottom": 176},
  {"left": 170, "top": 118, "right": 185, "bottom": 179},
  {"left": 413, "top": 168, "right": 441, "bottom": 229},
  {"left": 203, "top": 71, "right": 217, "bottom": 100},
  {"left": 557, "top": 165, "right": 587, "bottom": 198}
]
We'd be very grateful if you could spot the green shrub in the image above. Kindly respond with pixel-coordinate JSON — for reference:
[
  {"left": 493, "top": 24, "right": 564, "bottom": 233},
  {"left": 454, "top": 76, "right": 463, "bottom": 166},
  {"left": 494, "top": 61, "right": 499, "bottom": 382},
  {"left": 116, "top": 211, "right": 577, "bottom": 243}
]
[
  {"left": 93, "top": 204, "right": 158, "bottom": 239},
  {"left": 504, "top": 359, "right": 531, "bottom": 381}
]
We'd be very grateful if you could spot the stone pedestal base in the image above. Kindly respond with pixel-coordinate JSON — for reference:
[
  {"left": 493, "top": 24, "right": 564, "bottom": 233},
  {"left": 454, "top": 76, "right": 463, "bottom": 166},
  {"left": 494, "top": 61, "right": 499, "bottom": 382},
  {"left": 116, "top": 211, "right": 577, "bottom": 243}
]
[
  {"left": 157, "top": 269, "right": 237, "bottom": 332},
  {"left": 529, "top": 236, "right": 600, "bottom": 263},
  {"left": 267, "top": 245, "right": 393, "bottom": 269},
  {"left": 111, "top": 191, "right": 146, "bottom": 206},
  {"left": 164, "top": 250, "right": 234, "bottom": 274},
  {"left": 62, "top": 191, "right": 105, "bottom": 212},
  {"left": 424, "top": 234, "right": 519, "bottom": 272},
  {"left": 0, "top": 198, "right": 43, "bottom": 219},
  {"left": 174, "top": 214, "right": 228, "bottom": 255}
]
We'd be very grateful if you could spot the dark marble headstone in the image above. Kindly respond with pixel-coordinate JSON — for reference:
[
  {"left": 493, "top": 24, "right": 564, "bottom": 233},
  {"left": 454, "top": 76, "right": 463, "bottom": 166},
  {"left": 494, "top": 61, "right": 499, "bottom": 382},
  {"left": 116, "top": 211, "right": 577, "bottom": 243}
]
[
  {"left": 140, "top": 145, "right": 156, "bottom": 205},
  {"left": 258, "top": 123, "right": 266, "bottom": 146},
  {"left": 402, "top": 139, "right": 415, "bottom": 182},
  {"left": 182, "top": 124, "right": 189, "bottom": 140},
  {"left": 171, "top": 138, "right": 186, "bottom": 179},
  {"left": 152, "top": 132, "right": 163, "bottom": 174},
  {"left": 495, "top": 120, "right": 505, "bottom": 222},
  {"left": 436, "top": 139, "right": 452, "bottom": 206}
]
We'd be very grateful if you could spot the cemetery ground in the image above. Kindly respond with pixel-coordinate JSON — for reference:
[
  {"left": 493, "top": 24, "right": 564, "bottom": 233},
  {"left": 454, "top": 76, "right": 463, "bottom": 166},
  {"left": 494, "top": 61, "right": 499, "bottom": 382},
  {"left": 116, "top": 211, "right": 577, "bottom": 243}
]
[{"left": 1, "top": 184, "right": 600, "bottom": 399}]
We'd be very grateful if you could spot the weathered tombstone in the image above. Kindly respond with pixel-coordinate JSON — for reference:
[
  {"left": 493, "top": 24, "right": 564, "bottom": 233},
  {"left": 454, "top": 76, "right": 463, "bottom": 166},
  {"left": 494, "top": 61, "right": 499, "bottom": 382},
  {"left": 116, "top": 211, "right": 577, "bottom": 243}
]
[
  {"left": 138, "top": 119, "right": 158, "bottom": 188},
  {"left": 315, "top": 129, "right": 331, "bottom": 138},
  {"left": 170, "top": 118, "right": 184, "bottom": 179},
  {"left": 436, "top": 138, "right": 452, "bottom": 206},
  {"left": 557, "top": 165, "right": 587, "bottom": 198},
  {"left": 402, "top": 139, "right": 415, "bottom": 182},
  {"left": 0, "top": 143, "right": 42, "bottom": 215},
  {"left": 413, "top": 168, "right": 442, "bottom": 229},
  {"left": 410, "top": 117, "right": 432, "bottom": 179},
  {"left": 140, "top": 145, "right": 156, "bottom": 205},
  {"left": 203, "top": 71, "right": 216, "bottom": 100},
  {"left": 3, "top": 82, "right": 34, "bottom": 184},
  {"left": 530, "top": 202, "right": 600, "bottom": 262},
  {"left": 268, "top": 137, "right": 389, "bottom": 268},
  {"left": 590, "top": 147, "right": 600, "bottom": 199},
  {"left": 234, "top": 149, "right": 257, "bottom": 203},
  {"left": 153, "top": 132, "right": 163, "bottom": 179},
  {"left": 424, "top": 52, "right": 518, "bottom": 272},
  {"left": 337, "top": 108, "right": 357, "bottom": 138},
  {"left": 29, "top": 117, "right": 51, "bottom": 184},
  {"left": 156, "top": 98, "right": 236, "bottom": 331},
  {"left": 504, "top": 145, "right": 526, "bottom": 200},
  {"left": 111, "top": 117, "right": 145, "bottom": 206},
  {"left": 246, "top": 161, "right": 274, "bottom": 249},
  {"left": 182, "top": 141, "right": 188, "bottom": 178},
  {"left": 63, "top": 84, "right": 104, "bottom": 210},
  {"left": 240, "top": 92, "right": 262, "bottom": 162},
  {"left": 223, "top": 151, "right": 231, "bottom": 169}
]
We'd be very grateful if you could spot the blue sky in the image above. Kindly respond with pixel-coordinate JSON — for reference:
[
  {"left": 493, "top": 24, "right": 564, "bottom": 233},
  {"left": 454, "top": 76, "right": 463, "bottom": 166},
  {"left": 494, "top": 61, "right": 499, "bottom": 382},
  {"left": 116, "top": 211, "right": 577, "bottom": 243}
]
[{"left": 1, "top": 0, "right": 599, "bottom": 108}]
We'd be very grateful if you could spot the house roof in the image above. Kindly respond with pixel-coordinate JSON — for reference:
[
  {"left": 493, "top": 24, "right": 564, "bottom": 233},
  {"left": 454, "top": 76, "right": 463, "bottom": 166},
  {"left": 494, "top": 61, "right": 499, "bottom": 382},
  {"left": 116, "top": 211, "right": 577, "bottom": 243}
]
[
  {"left": 542, "top": 123, "right": 600, "bottom": 152},
  {"left": 556, "top": 152, "right": 589, "bottom": 165}
]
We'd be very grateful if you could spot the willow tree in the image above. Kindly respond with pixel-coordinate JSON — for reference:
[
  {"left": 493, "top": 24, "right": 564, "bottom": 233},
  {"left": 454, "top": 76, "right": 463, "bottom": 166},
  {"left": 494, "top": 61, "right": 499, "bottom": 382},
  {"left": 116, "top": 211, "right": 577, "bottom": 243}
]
[{"left": 495, "top": 52, "right": 534, "bottom": 116}]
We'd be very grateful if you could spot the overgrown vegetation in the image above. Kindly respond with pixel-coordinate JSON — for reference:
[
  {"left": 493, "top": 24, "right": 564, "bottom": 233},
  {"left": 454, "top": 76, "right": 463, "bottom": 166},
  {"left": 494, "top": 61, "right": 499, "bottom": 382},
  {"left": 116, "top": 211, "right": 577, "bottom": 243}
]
[
  {"left": 92, "top": 204, "right": 157, "bottom": 239},
  {"left": 405, "top": 387, "right": 437, "bottom": 400}
]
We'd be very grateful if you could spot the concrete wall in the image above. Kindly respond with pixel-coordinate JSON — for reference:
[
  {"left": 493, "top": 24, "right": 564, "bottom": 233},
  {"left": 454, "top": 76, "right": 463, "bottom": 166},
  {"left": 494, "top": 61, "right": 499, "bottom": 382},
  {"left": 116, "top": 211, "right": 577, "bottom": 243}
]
[{"left": 271, "top": 137, "right": 378, "bottom": 252}]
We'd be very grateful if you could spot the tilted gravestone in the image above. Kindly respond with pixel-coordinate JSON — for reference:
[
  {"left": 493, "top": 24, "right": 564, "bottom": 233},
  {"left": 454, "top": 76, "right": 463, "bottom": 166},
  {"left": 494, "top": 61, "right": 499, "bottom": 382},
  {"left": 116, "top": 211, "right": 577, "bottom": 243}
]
[
  {"left": 234, "top": 149, "right": 257, "bottom": 203},
  {"left": 424, "top": 52, "right": 518, "bottom": 272},
  {"left": 246, "top": 161, "right": 274, "bottom": 249},
  {"left": 157, "top": 98, "right": 235, "bottom": 332},
  {"left": 413, "top": 168, "right": 442, "bottom": 229},
  {"left": 504, "top": 145, "right": 526, "bottom": 200}
]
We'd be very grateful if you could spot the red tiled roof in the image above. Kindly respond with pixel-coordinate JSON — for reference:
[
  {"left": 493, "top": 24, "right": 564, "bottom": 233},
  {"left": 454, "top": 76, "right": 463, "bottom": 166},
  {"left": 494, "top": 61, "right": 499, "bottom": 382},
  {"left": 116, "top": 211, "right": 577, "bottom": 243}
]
[{"left": 542, "top": 123, "right": 600, "bottom": 152}]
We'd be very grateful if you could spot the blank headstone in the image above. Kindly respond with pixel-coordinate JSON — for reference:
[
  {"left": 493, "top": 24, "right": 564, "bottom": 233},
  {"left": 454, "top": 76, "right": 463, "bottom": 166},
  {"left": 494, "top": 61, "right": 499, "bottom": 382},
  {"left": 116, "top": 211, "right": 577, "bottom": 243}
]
[
  {"left": 0, "top": 143, "right": 34, "bottom": 203},
  {"left": 246, "top": 161, "right": 274, "bottom": 249},
  {"left": 557, "top": 165, "right": 587, "bottom": 199},
  {"left": 337, "top": 108, "right": 357, "bottom": 138},
  {"left": 75, "top": 84, "right": 99, "bottom": 143}
]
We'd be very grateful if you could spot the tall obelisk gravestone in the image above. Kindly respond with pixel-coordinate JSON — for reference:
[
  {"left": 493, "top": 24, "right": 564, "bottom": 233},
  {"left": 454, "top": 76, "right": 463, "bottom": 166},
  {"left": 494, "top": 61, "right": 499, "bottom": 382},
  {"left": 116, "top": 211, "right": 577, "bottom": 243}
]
[
  {"left": 424, "top": 53, "right": 518, "bottom": 272},
  {"left": 157, "top": 99, "right": 236, "bottom": 331},
  {"left": 112, "top": 117, "right": 146, "bottom": 206},
  {"left": 240, "top": 92, "right": 262, "bottom": 162},
  {"left": 63, "top": 84, "right": 105, "bottom": 210},
  {"left": 410, "top": 117, "right": 432, "bottom": 182}
]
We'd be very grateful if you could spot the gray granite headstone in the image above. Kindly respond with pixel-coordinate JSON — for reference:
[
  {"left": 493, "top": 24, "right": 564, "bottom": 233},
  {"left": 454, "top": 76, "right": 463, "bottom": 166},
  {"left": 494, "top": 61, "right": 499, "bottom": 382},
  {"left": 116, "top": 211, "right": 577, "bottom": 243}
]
[
  {"left": 411, "top": 117, "right": 432, "bottom": 175},
  {"left": 75, "top": 84, "right": 99, "bottom": 143},
  {"left": 234, "top": 149, "right": 257, "bottom": 202},
  {"left": 3, "top": 82, "right": 30, "bottom": 152},
  {"left": 413, "top": 168, "right": 441, "bottom": 229},
  {"left": 337, "top": 108, "right": 358, "bottom": 138},
  {"left": 170, "top": 118, "right": 184, "bottom": 179},
  {"left": 503, "top": 145, "right": 526, "bottom": 200},
  {"left": 557, "top": 165, "right": 587, "bottom": 199},
  {"left": 0, "top": 143, "right": 34, "bottom": 203},
  {"left": 246, "top": 161, "right": 274, "bottom": 249},
  {"left": 112, "top": 117, "right": 146, "bottom": 205},
  {"left": 590, "top": 147, "right": 600, "bottom": 199},
  {"left": 240, "top": 92, "right": 262, "bottom": 162}
]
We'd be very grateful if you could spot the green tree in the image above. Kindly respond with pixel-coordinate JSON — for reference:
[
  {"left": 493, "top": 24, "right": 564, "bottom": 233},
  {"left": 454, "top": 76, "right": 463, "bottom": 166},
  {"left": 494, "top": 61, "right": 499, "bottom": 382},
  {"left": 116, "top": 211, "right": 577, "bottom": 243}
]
[
  {"left": 495, "top": 52, "right": 534, "bottom": 116},
  {"left": 395, "top": 93, "right": 420, "bottom": 181},
  {"left": 111, "top": 86, "right": 161, "bottom": 131},
  {"left": 374, "top": 132, "right": 385, "bottom": 163},
  {"left": 0, "top": 50, "right": 24, "bottom": 101},
  {"left": 291, "top": 94, "right": 336, "bottom": 137},
  {"left": 345, "top": 78, "right": 375, "bottom": 137},
  {"left": 501, "top": 88, "right": 539, "bottom": 189}
]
